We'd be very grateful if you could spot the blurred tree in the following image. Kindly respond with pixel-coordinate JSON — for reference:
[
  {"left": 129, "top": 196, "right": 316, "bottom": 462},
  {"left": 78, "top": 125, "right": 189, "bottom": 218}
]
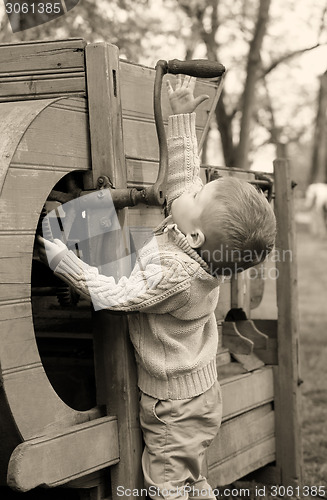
[
  {"left": 1, "top": 0, "right": 326, "bottom": 174},
  {"left": 170, "top": 0, "right": 327, "bottom": 169},
  {"left": 310, "top": 70, "right": 327, "bottom": 183},
  {"left": 0, "top": 0, "right": 160, "bottom": 61}
]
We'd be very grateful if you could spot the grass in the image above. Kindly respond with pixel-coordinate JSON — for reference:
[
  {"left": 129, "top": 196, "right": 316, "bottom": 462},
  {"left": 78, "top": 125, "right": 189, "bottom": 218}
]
[{"left": 296, "top": 227, "right": 327, "bottom": 487}]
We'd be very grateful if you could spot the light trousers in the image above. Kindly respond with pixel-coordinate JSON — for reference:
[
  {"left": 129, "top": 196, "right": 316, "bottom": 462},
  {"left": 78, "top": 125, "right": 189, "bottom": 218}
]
[{"left": 139, "top": 380, "right": 222, "bottom": 500}]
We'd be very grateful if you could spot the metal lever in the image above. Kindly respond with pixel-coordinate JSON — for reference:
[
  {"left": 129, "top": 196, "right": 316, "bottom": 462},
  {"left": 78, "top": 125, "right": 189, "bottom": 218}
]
[
  {"left": 49, "top": 60, "right": 226, "bottom": 210},
  {"left": 145, "top": 59, "right": 226, "bottom": 207}
]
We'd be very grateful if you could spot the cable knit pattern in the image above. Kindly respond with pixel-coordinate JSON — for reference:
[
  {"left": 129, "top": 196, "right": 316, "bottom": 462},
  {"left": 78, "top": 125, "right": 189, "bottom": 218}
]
[
  {"left": 54, "top": 113, "right": 221, "bottom": 400},
  {"left": 166, "top": 113, "right": 203, "bottom": 212}
]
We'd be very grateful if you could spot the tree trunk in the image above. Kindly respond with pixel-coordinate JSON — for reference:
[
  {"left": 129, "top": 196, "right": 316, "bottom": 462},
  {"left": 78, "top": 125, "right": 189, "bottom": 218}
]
[
  {"left": 310, "top": 70, "right": 327, "bottom": 183},
  {"left": 215, "top": 92, "right": 235, "bottom": 167},
  {"left": 235, "top": 0, "right": 271, "bottom": 169}
]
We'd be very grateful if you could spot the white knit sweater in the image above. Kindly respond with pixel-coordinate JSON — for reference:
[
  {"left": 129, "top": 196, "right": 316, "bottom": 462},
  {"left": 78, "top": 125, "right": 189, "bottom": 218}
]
[{"left": 54, "top": 113, "right": 221, "bottom": 400}]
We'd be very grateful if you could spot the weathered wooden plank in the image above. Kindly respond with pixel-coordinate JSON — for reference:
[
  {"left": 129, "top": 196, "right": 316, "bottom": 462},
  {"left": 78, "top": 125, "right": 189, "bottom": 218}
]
[
  {"left": 0, "top": 234, "right": 34, "bottom": 283},
  {"left": 0, "top": 306, "right": 41, "bottom": 373},
  {"left": 3, "top": 361, "right": 101, "bottom": 440},
  {"left": 0, "top": 99, "right": 57, "bottom": 193},
  {"left": 126, "top": 158, "right": 158, "bottom": 187},
  {"left": 209, "top": 438, "right": 275, "bottom": 487},
  {"left": 7, "top": 416, "right": 119, "bottom": 492},
  {"left": 85, "top": 43, "right": 125, "bottom": 189},
  {"left": 221, "top": 366, "right": 274, "bottom": 421},
  {"left": 0, "top": 168, "right": 70, "bottom": 231},
  {"left": 12, "top": 98, "right": 90, "bottom": 169},
  {"left": 273, "top": 159, "right": 302, "bottom": 487},
  {"left": 0, "top": 39, "right": 86, "bottom": 76},
  {"left": 85, "top": 42, "right": 144, "bottom": 498},
  {"left": 0, "top": 76, "right": 85, "bottom": 101},
  {"left": 207, "top": 404, "right": 275, "bottom": 486},
  {"left": 0, "top": 284, "right": 30, "bottom": 303}
]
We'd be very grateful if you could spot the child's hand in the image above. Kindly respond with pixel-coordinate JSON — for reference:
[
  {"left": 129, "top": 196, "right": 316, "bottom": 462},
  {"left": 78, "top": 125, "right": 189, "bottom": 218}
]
[
  {"left": 167, "top": 75, "right": 209, "bottom": 115},
  {"left": 37, "top": 236, "right": 68, "bottom": 270}
]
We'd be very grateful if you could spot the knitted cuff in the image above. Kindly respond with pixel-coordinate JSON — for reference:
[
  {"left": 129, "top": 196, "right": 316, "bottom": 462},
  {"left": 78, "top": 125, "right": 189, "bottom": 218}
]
[
  {"left": 49, "top": 249, "right": 69, "bottom": 271},
  {"left": 168, "top": 113, "right": 196, "bottom": 139}
]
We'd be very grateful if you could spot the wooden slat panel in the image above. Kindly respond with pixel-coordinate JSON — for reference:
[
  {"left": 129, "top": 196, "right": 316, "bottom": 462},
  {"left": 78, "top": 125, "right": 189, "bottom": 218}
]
[
  {"left": 0, "top": 39, "right": 86, "bottom": 101},
  {"left": 0, "top": 234, "right": 34, "bottom": 283},
  {"left": 0, "top": 39, "right": 86, "bottom": 75},
  {"left": 3, "top": 361, "right": 100, "bottom": 439},
  {"left": 0, "top": 313, "right": 41, "bottom": 372},
  {"left": 207, "top": 404, "right": 275, "bottom": 486},
  {"left": 128, "top": 206, "right": 163, "bottom": 232},
  {"left": 0, "top": 284, "right": 30, "bottom": 302},
  {"left": 7, "top": 416, "right": 119, "bottom": 492},
  {"left": 0, "top": 99, "right": 56, "bottom": 193},
  {"left": 209, "top": 437, "right": 275, "bottom": 487},
  {"left": 0, "top": 100, "right": 90, "bottom": 232},
  {"left": 0, "top": 168, "right": 69, "bottom": 231},
  {"left": 0, "top": 76, "right": 85, "bottom": 102},
  {"left": 0, "top": 93, "right": 96, "bottom": 443},
  {"left": 0, "top": 298, "right": 100, "bottom": 441},
  {"left": 126, "top": 158, "right": 158, "bottom": 188},
  {"left": 221, "top": 366, "right": 274, "bottom": 421},
  {"left": 12, "top": 98, "right": 90, "bottom": 169}
]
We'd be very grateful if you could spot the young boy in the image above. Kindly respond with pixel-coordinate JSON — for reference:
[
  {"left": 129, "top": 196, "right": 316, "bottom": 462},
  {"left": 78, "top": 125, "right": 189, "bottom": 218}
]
[{"left": 38, "top": 76, "right": 276, "bottom": 499}]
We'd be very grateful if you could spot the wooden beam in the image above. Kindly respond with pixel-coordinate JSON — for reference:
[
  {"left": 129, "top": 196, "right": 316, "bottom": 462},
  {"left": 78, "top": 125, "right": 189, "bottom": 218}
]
[
  {"left": 84, "top": 43, "right": 144, "bottom": 499},
  {"left": 84, "top": 43, "right": 125, "bottom": 190},
  {"left": 7, "top": 417, "right": 119, "bottom": 492},
  {"left": 273, "top": 158, "right": 303, "bottom": 487}
]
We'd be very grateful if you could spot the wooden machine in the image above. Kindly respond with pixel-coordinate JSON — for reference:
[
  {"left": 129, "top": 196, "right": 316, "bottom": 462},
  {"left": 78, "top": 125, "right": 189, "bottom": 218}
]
[{"left": 0, "top": 39, "right": 302, "bottom": 499}]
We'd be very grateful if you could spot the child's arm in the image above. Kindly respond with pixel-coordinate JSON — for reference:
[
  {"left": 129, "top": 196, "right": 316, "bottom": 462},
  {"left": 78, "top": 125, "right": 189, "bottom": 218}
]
[
  {"left": 165, "top": 76, "right": 209, "bottom": 213},
  {"left": 38, "top": 236, "right": 195, "bottom": 313}
]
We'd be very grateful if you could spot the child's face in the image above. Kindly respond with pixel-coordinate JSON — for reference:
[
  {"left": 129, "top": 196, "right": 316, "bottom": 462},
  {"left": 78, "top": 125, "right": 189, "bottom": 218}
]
[{"left": 171, "top": 181, "right": 218, "bottom": 236}]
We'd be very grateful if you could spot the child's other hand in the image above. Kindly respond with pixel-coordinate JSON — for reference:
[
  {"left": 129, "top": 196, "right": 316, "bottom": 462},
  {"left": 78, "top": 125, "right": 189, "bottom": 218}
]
[
  {"left": 167, "top": 75, "right": 209, "bottom": 115},
  {"left": 37, "top": 236, "right": 68, "bottom": 270}
]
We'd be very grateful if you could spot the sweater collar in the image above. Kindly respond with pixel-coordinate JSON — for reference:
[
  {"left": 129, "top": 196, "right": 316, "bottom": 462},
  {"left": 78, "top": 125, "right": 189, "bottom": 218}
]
[{"left": 155, "top": 216, "right": 212, "bottom": 274}]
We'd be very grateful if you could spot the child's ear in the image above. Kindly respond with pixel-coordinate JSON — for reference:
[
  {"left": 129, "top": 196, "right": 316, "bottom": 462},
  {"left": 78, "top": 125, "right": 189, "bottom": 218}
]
[{"left": 186, "top": 229, "right": 205, "bottom": 249}]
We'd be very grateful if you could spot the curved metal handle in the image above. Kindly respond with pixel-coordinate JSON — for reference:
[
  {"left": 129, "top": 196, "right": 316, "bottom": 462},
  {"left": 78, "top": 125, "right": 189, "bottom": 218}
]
[{"left": 147, "top": 59, "right": 225, "bottom": 206}]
